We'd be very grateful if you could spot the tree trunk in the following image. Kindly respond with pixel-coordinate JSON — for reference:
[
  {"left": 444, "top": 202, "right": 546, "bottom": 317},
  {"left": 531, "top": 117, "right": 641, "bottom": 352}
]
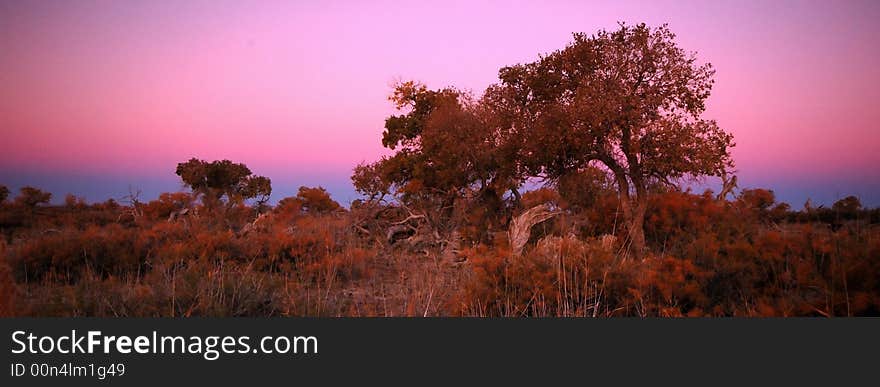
[
  {"left": 615, "top": 176, "right": 648, "bottom": 260},
  {"left": 627, "top": 200, "right": 647, "bottom": 260}
]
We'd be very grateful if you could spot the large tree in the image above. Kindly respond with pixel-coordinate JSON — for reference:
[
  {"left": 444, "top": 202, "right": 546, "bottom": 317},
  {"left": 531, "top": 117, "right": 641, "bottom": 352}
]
[{"left": 488, "top": 23, "right": 734, "bottom": 258}]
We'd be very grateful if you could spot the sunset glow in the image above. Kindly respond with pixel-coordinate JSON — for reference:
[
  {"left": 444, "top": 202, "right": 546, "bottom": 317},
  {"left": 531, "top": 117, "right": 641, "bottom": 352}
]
[{"left": 2, "top": 0, "right": 878, "bottom": 205}]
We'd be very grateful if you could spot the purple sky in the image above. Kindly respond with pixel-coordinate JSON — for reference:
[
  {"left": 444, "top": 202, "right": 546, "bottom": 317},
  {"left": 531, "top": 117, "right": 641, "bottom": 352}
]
[{"left": 1, "top": 0, "right": 879, "bottom": 207}]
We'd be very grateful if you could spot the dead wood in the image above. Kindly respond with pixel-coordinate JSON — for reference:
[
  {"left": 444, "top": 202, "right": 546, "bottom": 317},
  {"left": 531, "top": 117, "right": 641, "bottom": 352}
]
[{"left": 509, "top": 203, "right": 561, "bottom": 257}]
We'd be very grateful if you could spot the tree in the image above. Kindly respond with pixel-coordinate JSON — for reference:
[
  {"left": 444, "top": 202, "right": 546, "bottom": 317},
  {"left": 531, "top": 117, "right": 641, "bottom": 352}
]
[
  {"left": 64, "top": 193, "right": 87, "bottom": 209},
  {"left": 738, "top": 188, "right": 789, "bottom": 222},
  {"left": 832, "top": 195, "right": 862, "bottom": 219},
  {"left": 487, "top": 23, "right": 734, "bottom": 258},
  {"left": 15, "top": 186, "right": 52, "bottom": 208},
  {"left": 292, "top": 186, "right": 341, "bottom": 214},
  {"left": 351, "top": 162, "right": 391, "bottom": 202},
  {"left": 242, "top": 176, "right": 272, "bottom": 212},
  {"left": 739, "top": 189, "right": 776, "bottom": 212},
  {"left": 354, "top": 81, "right": 522, "bottom": 235},
  {"left": 0, "top": 185, "right": 8, "bottom": 204},
  {"left": 175, "top": 158, "right": 271, "bottom": 209}
]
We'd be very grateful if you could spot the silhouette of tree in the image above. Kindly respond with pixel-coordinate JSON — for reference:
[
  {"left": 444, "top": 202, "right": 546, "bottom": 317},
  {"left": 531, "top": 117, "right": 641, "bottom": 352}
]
[
  {"left": 832, "top": 196, "right": 862, "bottom": 219},
  {"left": 15, "top": 186, "right": 52, "bottom": 209},
  {"left": 0, "top": 185, "right": 8, "bottom": 204},
  {"left": 64, "top": 194, "right": 87, "bottom": 209},
  {"left": 175, "top": 158, "right": 271, "bottom": 209},
  {"left": 487, "top": 23, "right": 734, "bottom": 258}
]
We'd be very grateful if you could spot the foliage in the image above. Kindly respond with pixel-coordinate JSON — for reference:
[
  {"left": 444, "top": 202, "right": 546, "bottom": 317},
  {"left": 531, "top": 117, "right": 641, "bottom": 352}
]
[
  {"left": 2, "top": 182, "right": 877, "bottom": 317},
  {"left": 354, "top": 81, "right": 523, "bottom": 243},
  {"left": 15, "top": 186, "right": 52, "bottom": 208},
  {"left": 457, "top": 190, "right": 879, "bottom": 317},
  {"left": 1, "top": 24, "right": 877, "bottom": 317},
  {"left": 833, "top": 196, "right": 862, "bottom": 219},
  {"left": 142, "top": 192, "right": 194, "bottom": 221},
  {"left": 175, "top": 158, "right": 272, "bottom": 208},
  {"left": 293, "top": 186, "right": 342, "bottom": 214},
  {"left": 486, "top": 23, "right": 734, "bottom": 257},
  {"left": 353, "top": 24, "right": 734, "bottom": 259}
]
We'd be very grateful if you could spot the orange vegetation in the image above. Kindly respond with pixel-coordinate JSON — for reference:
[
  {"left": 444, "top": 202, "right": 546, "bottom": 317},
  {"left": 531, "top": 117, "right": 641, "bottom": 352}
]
[{"left": 1, "top": 185, "right": 877, "bottom": 317}]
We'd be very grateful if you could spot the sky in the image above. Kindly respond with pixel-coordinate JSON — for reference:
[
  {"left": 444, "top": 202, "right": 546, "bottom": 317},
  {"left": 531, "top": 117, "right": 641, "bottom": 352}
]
[{"left": 1, "top": 0, "right": 879, "bottom": 207}]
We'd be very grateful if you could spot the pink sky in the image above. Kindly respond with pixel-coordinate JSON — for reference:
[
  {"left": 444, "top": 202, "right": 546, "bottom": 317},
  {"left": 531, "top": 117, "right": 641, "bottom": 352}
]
[{"left": 1, "top": 1, "right": 879, "bottom": 205}]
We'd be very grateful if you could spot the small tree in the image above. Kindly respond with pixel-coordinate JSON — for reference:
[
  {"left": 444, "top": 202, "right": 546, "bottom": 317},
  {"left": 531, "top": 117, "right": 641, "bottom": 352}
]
[
  {"left": 739, "top": 189, "right": 776, "bottom": 212},
  {"left": 64, "top": 194, "right": 87, "bottom": 209},
  {"left": 832, "top": 196, "right": 862, "bottom": 219},
  {"left": 293, "top": 186, "right": 341, "bottom": 214},
  {"left": 0, "top": 185, "right": 9, "bottom": 204},
  {"left": 15, "top": 186, "right": 52, "bottom": 209},
  {"left": 175, "top": 158, "right": 271, "bottom": 210},
  {"left": 738, "top": 188, "right": 777, "bottom": 222}
]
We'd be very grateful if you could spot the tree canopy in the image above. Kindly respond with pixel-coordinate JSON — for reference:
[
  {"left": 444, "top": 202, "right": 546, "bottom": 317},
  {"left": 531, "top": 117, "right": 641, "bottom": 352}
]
[
  {"left": 492, "top": 23, "right": 734, "bottom": 257},
  {"left": 15, "top": 186, "right": 52, "bottom": 208},
  {"left": 292, "top": 186, "right": 342, "bottom": 214},
  {"left": 355, "top": 23, "right": 735, "bottom": 258},
  {"left": 355, "top": 82, "right": 519, "bottom": 202},
  {"left": 352, "top": 81, "right": 522, "bottom": 235},
  {"left": 175, "top": 158, "right": 272, "bottom": 209}
]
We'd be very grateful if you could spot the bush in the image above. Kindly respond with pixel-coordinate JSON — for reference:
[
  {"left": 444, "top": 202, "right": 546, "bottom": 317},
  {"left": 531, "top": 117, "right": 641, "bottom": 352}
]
[{"left": 2, "top": 186, "right": 878, "bottom": 317}]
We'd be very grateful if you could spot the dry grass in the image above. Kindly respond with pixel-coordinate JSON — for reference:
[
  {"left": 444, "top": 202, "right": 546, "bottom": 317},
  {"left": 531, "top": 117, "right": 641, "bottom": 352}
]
[{"left": 2, "top": 190, "right": 879, "bottom": 317}]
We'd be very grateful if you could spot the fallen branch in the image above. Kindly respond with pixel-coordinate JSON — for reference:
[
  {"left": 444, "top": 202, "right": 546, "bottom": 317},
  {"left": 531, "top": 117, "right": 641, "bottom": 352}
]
[{"left": 509, "top": 203, "right": 561, "bottom": 257}]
